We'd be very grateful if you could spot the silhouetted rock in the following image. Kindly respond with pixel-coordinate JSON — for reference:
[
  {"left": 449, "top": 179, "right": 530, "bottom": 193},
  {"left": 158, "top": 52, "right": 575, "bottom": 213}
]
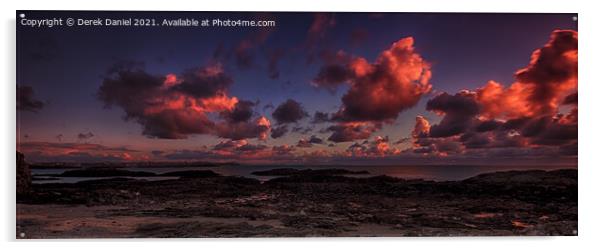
[
  {"left": 463, "top": 169, "right": 577, "bottom": 185},
  {"left": 16, "top": 151, "right": 31, "bottom": 195}
]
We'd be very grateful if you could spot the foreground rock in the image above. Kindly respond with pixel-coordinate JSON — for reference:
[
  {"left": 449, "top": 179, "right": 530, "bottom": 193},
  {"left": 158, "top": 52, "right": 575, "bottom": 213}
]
[
  {"left": 16, "top": 151, "right": 31, "bottom": 195},
  {"left": 17, "top": 169, "right": 577, "bottom": 238}
]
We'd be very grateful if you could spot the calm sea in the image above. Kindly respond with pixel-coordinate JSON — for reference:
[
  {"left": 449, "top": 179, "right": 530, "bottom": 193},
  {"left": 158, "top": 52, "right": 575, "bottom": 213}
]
[{"left": 30, "top": 164, "right": 577, "bottom": 184}]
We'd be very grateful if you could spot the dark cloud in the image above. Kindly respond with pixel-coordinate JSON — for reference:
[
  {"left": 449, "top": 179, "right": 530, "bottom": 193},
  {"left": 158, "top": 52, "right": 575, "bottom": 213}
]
[
  {"left": 524, "top": 116, "right": 577, "bottom": 146},
  {"left": 412, "top": 137, "right": 463, "bottom": 156},
  {"left": 214, "top": 116, "right": 271, "bottom": 141},
  {"left": 270, "top": 125, "right": 289, "bottom": 139},
  {"left": 297, "top": 139, "right": 313, "bottom": 148},
  {"left": 77, "top": 132, "right": 94, "bottom": 140},
  {"left": 308, "top": 135, "right": 324, "bottom": 144},
  {"left": 312, "top": 64, "right": 352, "bottom": 92},
  {"left": 297, "top": 135, "right": 325, "bottom": 148},
  {"left": 171, "top": 66, "right": 233, "bottom": 98},
  {"left": 221, "top": 100, "right": 256, "bottom": 123},
  {"left": 272, "top": 99, "right": 308, "bottom": 124},
  {"left": 311, "top": 111, "right": 331, "bottom": 124},
  {"left": 563, "top": 92, "right": 577, "bottom": 105},
  {"left": 319, "top": 37, "right": 432, "bottom": 123},
  {"left": 292, "top": 126, "right": 313, "bottom": 135},
  {"left": 17, "top": 86, "right": 45, "bottom": 112},
  {"left": 98, "top": 62, "right": 270, "bottom": 140},
  {"left": 474, "top": 119, "right": 503, "bottom": 133},
  {"left": 327, "top": 122, "right": 380, "bottom": 143},
  {"left": 426, "top": 91, "right": 480, "bottom": 138}
]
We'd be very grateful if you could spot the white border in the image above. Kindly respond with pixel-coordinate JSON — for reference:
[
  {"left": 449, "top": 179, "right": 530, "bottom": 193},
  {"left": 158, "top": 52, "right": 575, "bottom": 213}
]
[{"left": 2, "top": 0, "right": 601, "bottom": 249}]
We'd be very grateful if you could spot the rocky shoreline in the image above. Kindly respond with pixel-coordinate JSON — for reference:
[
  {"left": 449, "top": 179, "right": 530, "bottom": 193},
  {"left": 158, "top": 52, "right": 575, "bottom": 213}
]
[{"left": 17, "top": 168, "right": 577, "bottom": 238}]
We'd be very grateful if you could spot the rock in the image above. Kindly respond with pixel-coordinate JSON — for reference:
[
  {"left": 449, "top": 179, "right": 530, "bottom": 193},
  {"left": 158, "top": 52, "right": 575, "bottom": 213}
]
[
  {"left": 16, "top": 151, "right": 31, "bottom": 195},
  {"left": 463, "top": 169, "right": 577, "bottom": 185},
  {"left": 18, "top": 166, "right": 577, "bottom": 237}
]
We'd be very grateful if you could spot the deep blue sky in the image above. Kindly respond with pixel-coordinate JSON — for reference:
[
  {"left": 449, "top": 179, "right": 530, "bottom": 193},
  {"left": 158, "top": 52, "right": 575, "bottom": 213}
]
[{"left": 16, "top": 11, "right": 577, "bottom": 162}]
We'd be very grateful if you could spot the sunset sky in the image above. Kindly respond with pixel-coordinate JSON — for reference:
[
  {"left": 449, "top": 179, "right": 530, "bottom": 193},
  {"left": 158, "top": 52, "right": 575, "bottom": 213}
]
[{"left": 16, "top": 12, "right": 578, "bottom": 164}]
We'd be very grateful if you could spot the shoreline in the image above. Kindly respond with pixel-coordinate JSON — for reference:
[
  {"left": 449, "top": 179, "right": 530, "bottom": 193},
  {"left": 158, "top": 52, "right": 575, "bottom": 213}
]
[{"left": 17, "top": 168, "right": 577, "bottom": 238}]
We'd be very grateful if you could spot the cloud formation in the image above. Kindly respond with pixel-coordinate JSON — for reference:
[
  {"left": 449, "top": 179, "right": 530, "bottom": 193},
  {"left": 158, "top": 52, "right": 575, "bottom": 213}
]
[
  {"left": 313, "top": 37, "right": 432, "bottom": 142},
  {"left": 17, "top": 85, "right": 45, "bottom": 112},
  {"left": 410, "top": 30, "right": 578, "bottom": 158},
  {"left": 297, "top": 135, "right": 324, "bottom": 148},
  {"left": 327, "top": 122, "right": 380, "bottom": 143},
  {"left": 98, "top": 63, "right": 270, "bottom": 140},
  {"left": 272, "top": 99, "right": 308, "bottom": 124},
  {"left": 346, "top": 136, "right": 400, "bottom": 157},
  {"left": 165, "top": 139, "right": 297, "bottom": 162},
  {"left": 77, "top": 132, "right": 94, "bottom": 141}
]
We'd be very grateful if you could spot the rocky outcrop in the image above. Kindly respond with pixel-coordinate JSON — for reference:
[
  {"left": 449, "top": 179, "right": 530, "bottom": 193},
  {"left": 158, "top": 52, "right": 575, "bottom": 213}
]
[
  {"left": 16, "top": 151, "right": 31, "bottom": 195},
  {"left": 18, "top": 167, "right": 577, "bottom": 237}
]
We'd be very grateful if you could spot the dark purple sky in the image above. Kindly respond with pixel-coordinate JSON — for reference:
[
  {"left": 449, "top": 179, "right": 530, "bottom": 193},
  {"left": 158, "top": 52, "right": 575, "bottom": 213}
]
[{"left": 16, "top": 11, "right": 578, "bottom": 164}]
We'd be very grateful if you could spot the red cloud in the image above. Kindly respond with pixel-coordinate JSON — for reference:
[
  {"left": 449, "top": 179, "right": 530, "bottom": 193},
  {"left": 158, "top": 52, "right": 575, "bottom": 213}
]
[
  {"left": 476, "top": 30, "right": 577, "bottom": 119},
  {"left": 412, "top": 116, "right": 430, "bottom": 139},
  {"left": 313, "top": 37, "right": 432, "bottom": 142},
  {"left": 98, "top": 63, "right": 271, "bottom": 140},
  {"left": 333, "top": 37, "right": 432, "bottom": 122},
  {"left": 411, "top": 30, "right": 578, "bottom": 158},
  {"left": 326, "top": 122, "right": 380, "bottom": 143}
]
